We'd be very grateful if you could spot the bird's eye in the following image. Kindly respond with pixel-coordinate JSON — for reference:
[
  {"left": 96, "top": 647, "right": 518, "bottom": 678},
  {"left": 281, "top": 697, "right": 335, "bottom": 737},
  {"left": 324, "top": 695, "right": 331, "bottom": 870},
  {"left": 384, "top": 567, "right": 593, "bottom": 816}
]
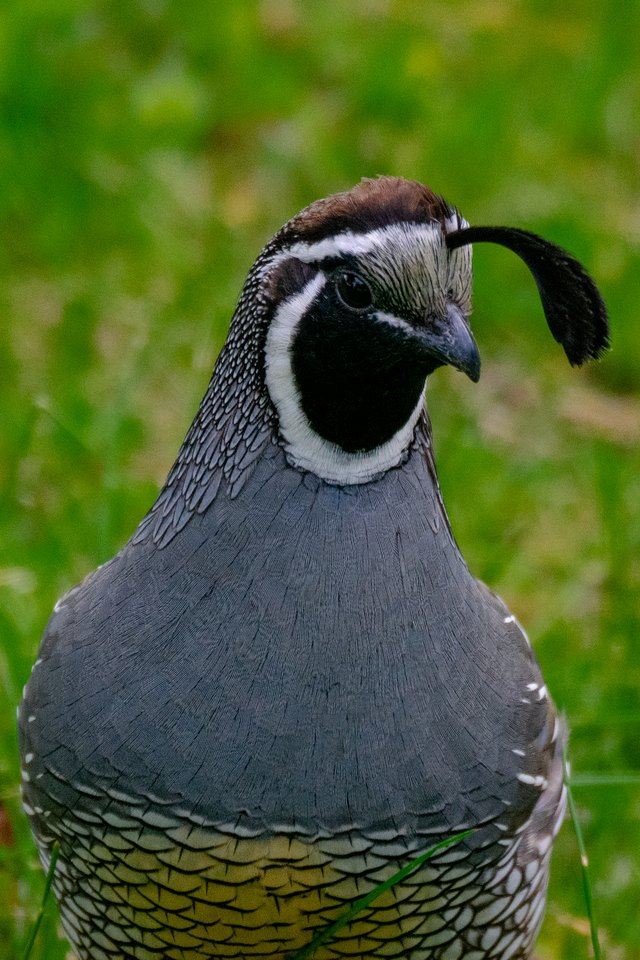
[{"left": 336, "top": 272, "right": 373, "bottom": 311}]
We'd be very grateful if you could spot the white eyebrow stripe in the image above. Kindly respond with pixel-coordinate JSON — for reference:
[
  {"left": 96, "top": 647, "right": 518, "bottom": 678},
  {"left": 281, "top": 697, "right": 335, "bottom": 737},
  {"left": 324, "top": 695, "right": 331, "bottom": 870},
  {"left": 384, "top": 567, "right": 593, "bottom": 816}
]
[
  {"left": 283, "top": 221, "right": 446, "bottom": 264},
  {"left": 286, "top": 232, "right": 384, "bottom": 261}
]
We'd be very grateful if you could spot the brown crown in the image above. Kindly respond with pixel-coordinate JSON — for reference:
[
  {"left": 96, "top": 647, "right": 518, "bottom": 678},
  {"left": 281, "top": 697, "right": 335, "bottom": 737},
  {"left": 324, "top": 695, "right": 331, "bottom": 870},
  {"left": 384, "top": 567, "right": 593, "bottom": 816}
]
[{"left": 286, "top": 176, "right": 455, "bottom": 244}]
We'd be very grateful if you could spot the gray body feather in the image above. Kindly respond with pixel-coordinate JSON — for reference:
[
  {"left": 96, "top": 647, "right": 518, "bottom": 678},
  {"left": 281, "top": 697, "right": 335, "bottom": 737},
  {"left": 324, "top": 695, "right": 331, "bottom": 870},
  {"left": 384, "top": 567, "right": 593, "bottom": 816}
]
[{"left": 23, "top": 427, "right": 552, "bottom": 840}]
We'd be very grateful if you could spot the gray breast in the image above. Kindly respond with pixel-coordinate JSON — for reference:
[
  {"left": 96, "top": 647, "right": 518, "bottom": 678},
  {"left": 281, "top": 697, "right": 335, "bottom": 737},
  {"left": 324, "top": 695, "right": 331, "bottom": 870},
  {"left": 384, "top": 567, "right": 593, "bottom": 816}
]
[{"left": 24, "top": 441, "right": 547, "bottom": 838}]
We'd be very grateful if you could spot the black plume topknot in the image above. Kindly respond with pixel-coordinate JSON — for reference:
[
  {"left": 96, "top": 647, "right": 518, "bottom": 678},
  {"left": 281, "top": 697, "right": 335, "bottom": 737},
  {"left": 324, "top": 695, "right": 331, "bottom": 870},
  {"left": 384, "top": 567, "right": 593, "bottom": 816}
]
[{"left": 446, "top": 225, "right": 610, "bottom": 366}]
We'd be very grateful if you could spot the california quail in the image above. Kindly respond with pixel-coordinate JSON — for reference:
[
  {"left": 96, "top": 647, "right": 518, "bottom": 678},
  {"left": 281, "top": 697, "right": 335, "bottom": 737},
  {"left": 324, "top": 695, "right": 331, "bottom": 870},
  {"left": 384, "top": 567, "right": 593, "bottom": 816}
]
[{"left": 19, "top": 177, "right": 608, "bottom": 960}]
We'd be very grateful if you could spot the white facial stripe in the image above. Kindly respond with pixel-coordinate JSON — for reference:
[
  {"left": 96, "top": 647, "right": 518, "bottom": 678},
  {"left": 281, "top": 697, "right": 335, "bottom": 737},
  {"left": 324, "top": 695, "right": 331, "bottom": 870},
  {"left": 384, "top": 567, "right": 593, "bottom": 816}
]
[
  {"left": 264, "top": 274, "right": 425, "bottom": 485},
  {"left": 374, "top": 311, "right": 414, "bottom": 335},
  {"left": 286, "top": 232, "right": 383, "bottom": 262},
  {"left": 284, "top": 221, "right": 447, "bottom": 264},
  {"left": 265, "top": 272, "right": 326, "bottom": 414}
]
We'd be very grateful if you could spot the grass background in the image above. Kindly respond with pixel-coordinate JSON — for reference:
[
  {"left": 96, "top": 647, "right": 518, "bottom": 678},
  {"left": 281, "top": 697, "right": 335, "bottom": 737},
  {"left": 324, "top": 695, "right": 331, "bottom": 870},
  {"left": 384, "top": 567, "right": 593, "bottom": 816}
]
[{"left": 1, "top": 0, "right": 639, "bottom": 957}]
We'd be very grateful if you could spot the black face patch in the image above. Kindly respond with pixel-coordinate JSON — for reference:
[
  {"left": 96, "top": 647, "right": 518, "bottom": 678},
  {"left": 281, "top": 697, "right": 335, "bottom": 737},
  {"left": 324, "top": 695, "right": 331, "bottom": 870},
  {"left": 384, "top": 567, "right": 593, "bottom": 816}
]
[{"left": 290, "top": 277, "right": 435, "bottom": 453}]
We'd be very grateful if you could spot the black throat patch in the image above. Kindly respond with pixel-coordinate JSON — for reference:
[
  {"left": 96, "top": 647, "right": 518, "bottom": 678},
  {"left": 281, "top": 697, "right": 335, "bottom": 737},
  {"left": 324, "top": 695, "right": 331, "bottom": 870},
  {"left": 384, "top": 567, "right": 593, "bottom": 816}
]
[{"left": 290, "top": 280, "right": 429, "bottom": 453}]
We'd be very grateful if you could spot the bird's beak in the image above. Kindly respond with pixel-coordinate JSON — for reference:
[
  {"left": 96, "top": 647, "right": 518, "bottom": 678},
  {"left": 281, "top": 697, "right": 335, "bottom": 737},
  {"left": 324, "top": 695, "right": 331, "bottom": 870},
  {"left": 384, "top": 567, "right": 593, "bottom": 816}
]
[{"left": 418, "top": 303, "right": 481, "bottom": 382}]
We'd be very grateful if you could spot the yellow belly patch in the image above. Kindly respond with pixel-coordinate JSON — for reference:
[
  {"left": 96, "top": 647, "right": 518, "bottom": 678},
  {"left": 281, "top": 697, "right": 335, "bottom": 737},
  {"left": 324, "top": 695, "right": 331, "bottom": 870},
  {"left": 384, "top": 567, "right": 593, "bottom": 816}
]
[
  {"left": 44, "top": 801, "right": 543, "bottom": 960},
  {"left": 55, "top": 821, "right": 455, "bottom": 959}
]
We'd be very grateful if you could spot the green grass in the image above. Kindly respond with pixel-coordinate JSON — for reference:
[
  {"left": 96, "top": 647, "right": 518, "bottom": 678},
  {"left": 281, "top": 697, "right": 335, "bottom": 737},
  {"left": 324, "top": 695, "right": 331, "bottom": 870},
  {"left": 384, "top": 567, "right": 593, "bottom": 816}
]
[
  {"left": 1, "top": 1, "right": 639, "bottom": 957},
  {"left": 19, "top": 843, "right": 59, "bottom": 960},
  {"left": 564, "top": 746, "right": 601, "bottom": 960}
]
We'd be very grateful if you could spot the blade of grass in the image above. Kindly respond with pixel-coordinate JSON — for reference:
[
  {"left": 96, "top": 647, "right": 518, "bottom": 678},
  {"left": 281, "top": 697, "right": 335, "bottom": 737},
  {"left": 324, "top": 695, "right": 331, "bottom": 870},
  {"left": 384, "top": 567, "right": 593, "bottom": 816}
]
[
  {"left": 563, "top": 746, "right": 601, "bottom": 960},
  {"left": 34, "top": 399, "right": 93, "bottom": 455},
  {"left": 21, "top": 842, "right": 60, "bottom": 960},
  {"left": 289, "top": 828, "right": 474, "bottom": 960},
  {"left": 569, "top": 772, "right": 640, "bottom": 787}
]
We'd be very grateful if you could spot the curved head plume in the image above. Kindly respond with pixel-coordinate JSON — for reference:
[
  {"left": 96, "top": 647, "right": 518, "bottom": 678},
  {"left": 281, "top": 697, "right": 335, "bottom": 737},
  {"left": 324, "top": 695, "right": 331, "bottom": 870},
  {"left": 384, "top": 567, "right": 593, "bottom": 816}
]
[{"left": 446, "top": 225, "right": 610, "bottom": 366}]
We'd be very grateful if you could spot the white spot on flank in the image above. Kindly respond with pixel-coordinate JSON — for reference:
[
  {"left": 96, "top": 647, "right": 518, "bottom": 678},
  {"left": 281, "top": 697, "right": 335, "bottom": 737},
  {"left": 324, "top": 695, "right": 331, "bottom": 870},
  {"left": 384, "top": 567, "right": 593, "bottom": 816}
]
[
  {"left": 21, "top": 769, "right": 30, "bottom": 782},
  {"left": 517, "top": 773, "right": 547, "bottom": 789},
  {"left": 512, "top": 748, "right": 525, "bottom": 757},
  {"left": 537, "top": 835, "right": 552, "bottom": 856},
  {"left": 264, "top": 273, "right": 425, "bottom": 484},
  {"left": 28, "top": 715, "right": 36, "bottom": 723},
  {"left": 526, "top": 682, "right": 539, "bottom": 691},
  {"left": 537, "top": 685, "right": 547, "bottom": 700},
  {"left": 505, "top": 612, "right": 533, "bottom": 648},
  {"left": 25, "top": 753, "right": 34, "bottom": 764}
]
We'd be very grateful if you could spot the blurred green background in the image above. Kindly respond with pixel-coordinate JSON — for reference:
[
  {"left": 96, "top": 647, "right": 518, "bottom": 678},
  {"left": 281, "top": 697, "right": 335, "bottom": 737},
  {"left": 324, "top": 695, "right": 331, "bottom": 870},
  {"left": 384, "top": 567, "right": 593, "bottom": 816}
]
[{"left": 1, "top": 0, "right": 639, "bottom": 957}]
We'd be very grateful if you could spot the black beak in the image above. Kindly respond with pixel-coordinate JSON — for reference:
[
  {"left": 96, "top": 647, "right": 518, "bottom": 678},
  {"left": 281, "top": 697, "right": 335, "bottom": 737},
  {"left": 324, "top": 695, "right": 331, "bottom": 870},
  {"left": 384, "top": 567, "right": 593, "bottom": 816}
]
[{"left": 418, "top": 303, "right": 481, "bottom": 382}]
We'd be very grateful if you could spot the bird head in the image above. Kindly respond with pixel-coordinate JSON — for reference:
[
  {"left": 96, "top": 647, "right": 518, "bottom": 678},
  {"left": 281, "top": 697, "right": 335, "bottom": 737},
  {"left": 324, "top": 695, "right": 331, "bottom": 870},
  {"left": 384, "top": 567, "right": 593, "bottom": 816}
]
[{"left": 257, "top": 177, "right": 608, "bottom": 485}]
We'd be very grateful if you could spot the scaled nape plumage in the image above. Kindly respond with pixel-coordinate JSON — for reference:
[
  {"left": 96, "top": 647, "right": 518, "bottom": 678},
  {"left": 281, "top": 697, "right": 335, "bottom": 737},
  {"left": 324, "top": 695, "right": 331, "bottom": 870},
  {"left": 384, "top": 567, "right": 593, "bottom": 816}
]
[{"left": 19, "top": 177, "right": 608, "bottom": 960}]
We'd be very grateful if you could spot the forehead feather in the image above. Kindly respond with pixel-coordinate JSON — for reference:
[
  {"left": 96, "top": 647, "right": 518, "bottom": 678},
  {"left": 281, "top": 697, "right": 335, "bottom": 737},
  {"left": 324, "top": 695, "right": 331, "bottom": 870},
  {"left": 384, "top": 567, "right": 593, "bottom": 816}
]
[
  {"left": 287, "top": 176, "right": 455, "bottom": 242},
  {"left": 358, "top": 224, "right": 472, "bottom": 314}
]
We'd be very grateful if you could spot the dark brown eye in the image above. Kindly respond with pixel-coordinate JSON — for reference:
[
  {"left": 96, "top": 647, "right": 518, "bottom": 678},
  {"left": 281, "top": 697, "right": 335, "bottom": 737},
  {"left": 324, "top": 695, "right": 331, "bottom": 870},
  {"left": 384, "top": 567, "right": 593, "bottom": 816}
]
[{"left": 336, "top": 271, "right": 373, "bottom": 310}]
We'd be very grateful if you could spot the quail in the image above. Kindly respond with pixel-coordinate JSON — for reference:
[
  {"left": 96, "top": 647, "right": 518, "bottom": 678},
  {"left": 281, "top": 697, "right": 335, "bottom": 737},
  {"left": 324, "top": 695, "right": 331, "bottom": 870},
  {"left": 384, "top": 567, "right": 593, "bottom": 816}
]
[{"left": 19, "top": 177, "right": 608, "bottom": 960}]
